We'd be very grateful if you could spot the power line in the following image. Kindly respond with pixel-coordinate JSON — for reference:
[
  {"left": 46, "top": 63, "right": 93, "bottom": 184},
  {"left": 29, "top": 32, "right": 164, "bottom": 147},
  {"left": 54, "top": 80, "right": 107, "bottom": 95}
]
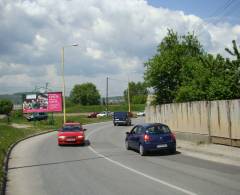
[
  {"left": 220, "top": 0, "right": 240, "bottom": 19},
  {"left": 209, "top": 0, "right": 235, "bottom": 18},
  {"left": 196, "top": 0, "right": 238, "bottom": 38}
]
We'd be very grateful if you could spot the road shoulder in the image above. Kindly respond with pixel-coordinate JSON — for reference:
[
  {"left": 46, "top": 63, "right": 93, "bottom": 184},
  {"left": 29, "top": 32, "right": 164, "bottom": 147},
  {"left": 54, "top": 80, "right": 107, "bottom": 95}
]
[{"left": 177, "top": 140, "right": 240, "bottom": 167}]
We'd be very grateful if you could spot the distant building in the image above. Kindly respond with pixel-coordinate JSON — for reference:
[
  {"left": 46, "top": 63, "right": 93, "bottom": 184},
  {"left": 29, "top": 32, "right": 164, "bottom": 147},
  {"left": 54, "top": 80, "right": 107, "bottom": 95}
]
[{"left": 101, "top": 96, "right": 125, "bottom": 105}]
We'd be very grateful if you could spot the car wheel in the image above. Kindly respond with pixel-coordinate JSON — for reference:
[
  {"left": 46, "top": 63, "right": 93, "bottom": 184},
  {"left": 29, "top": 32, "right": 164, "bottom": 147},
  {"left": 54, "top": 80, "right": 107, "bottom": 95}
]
[
  {"left": 114, "top": 123, "right": 116, "bottom": 126},
  {"left": 139, "top": 144, "right": 146, "bottom": 156},
  {"left": 169, "top": 146, "right": 176, "bottom": 154},
  {"left": 125, "top": 140, "right": 130, "bottom": 150}
]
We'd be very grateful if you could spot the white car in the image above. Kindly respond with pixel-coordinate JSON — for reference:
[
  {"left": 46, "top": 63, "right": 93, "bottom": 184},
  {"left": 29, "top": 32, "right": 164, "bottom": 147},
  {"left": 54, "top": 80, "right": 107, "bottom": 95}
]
[
  {"left": 97, "top": 111, "right": 113, "bottom": 117},
  {"left": 96, "top": 112, "right": 107, "bottom": 117},
  {"left": 137, "top": 112, "right": 145, "bottom": 117}
]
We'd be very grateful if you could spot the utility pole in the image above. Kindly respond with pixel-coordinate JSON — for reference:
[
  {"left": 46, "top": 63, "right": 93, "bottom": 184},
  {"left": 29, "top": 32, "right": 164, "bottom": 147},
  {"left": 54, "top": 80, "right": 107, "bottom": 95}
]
[
  {"left": 106, "top": 76, "right": 109, "bottom": 115},
  {"left": 45, "top": 82, "right": 49, "bottom": 93},
  {"left": 61, "top": 47, "right": 66, "bottom": 123},
  {"left": 34, "top": 85, "right": 38, "bottom": 93},
  {"left": 128, "top": 77, "right": 131, "bottom": 113}
]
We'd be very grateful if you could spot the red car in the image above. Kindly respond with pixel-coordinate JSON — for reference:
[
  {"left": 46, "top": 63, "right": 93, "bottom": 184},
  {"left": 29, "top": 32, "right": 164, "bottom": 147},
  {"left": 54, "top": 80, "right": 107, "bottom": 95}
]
[
  {"left": 87, "top": 112, "right": 99, "bottom": 118},
  {"left": 58, "top": 122, "right": 86, "bottom": 146}
]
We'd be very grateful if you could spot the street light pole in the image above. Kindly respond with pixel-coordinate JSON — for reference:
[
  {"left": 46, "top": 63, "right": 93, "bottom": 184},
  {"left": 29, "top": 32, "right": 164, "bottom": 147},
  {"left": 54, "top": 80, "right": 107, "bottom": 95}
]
[
  {"left": 61, "top": 47, "right": 66, "bottom": 124},
  {"left": 61, "top": 44, "right": 79, "bottom": 124}
]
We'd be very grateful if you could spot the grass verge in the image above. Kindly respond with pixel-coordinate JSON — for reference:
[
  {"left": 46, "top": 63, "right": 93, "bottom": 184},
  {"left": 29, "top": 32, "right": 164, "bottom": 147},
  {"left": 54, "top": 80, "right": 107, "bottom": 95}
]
[{"left": 66, "top": 103, "right": 145, "bottom": 113}]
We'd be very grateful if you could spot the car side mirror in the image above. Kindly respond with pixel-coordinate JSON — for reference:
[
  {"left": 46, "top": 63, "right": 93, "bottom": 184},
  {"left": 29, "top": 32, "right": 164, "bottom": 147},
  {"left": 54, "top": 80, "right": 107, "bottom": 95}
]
[
  {"left": 83, "top": 128, "right": 87, "bottom": 131},
  {"left": 126, "top": 132, "right": 130, "bottom": 135}
]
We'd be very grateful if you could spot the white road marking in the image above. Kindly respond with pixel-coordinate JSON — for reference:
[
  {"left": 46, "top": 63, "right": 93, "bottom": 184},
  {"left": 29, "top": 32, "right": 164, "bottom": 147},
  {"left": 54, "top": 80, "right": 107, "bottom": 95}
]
[{"left": 86, "top": 126, "right": 197, "bottom": 195}]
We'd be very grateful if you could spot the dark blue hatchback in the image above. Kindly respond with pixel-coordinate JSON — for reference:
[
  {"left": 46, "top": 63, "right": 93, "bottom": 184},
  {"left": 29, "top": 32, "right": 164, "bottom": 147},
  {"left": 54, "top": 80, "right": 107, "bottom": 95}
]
[{"left": 125, "top": 123, "right": 176, "bottom": 156}]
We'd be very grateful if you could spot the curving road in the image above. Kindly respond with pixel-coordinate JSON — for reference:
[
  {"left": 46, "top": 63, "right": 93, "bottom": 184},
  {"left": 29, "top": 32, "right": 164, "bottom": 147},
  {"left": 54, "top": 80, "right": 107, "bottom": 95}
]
[{"left": 6, "top": 118, "right": 240, "bottom": 195}]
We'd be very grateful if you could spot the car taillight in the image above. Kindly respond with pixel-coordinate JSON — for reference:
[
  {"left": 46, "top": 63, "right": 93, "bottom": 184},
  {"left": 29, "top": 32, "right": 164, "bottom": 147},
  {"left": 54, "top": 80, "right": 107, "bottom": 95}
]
[
  {"left": 170, "top": 133, "right": 176, "bottom": 141},
  {"left": 144, "top": 134, "right": 150, "bottom": 142}
]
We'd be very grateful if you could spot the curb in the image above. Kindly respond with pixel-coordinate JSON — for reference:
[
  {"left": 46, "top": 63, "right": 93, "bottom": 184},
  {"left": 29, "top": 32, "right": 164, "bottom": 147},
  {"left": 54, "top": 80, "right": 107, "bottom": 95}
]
[
  {"left": 176, "top": 142, "right": 240, "bottom": 167},
  {"left": 0, "top": 130, "right": 55, "bottom": 195}
]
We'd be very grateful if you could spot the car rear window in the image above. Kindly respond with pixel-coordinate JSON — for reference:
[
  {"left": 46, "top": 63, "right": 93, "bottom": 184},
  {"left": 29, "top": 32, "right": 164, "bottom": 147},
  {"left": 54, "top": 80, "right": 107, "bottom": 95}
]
[
  {"left": 114, "top": 112, "right": 127, "bottom": 117},
  {"left": 62, "top": 126, "right": 82, "bottom": 131},
  {"left": 146, "top": 125, "right": 170, "bottom": 134}
]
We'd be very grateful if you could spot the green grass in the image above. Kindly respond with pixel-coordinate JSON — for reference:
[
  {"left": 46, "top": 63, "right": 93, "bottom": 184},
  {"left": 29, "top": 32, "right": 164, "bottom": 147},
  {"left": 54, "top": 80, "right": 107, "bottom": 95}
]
[
  {"left": 66, "top": 104, "right": 145, "bottom": 113},
  {"left": 0, "top": 113, "right": 111, "bottom": 191}
]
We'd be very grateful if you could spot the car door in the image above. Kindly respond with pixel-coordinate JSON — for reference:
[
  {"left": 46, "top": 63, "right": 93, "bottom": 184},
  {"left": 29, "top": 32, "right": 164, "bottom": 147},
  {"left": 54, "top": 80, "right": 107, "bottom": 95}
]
[
  {"left": 130, "top": 126, "right": 144, "bottom": 149},
  {"left": 127, "top": 126, "right": 138, "bottom": 149}
]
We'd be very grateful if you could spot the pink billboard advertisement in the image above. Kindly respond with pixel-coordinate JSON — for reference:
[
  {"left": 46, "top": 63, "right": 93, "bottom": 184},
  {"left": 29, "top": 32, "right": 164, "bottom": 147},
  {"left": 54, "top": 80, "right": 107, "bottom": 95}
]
[{"left": 23, "top": 92, "right": 63, "bottom": 113}]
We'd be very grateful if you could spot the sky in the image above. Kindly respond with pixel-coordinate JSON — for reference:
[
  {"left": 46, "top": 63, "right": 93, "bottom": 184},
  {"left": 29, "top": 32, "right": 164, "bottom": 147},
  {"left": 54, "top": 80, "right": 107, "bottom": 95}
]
[
  {"left": 0, "top": 0, "right": 240, "bottom": 97},
  {"left": 148, "top": 0, "right": 240, "bottom": 24}
]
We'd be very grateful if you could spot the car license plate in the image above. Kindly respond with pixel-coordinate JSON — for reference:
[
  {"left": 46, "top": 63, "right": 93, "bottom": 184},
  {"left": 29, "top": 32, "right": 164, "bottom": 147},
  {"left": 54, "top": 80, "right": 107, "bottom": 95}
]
[
  {"left": 157, "top": 144, "right": 167, "bottom": 148},
  {"left": 67, "top": 138, "right": 75, "bottom": 141}
]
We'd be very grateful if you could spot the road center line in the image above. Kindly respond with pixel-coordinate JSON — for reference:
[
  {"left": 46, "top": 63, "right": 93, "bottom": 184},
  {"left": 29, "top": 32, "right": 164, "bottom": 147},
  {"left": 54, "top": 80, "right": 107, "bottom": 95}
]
[{"left": 86, "top": 125, "right": 197, "bottom": 195}]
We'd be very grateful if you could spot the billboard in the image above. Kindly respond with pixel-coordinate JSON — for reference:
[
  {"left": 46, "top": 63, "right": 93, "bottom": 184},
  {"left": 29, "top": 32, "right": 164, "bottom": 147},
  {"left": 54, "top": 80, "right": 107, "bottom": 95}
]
[{"left": 23, "top": 92, "right": 63, "bottom": 113}]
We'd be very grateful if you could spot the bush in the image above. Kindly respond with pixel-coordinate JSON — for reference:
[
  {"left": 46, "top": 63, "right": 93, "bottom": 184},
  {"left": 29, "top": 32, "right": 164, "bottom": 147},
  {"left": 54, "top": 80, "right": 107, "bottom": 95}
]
[{"left": 11, "top": 110, "right": 23, "bottom": 118}]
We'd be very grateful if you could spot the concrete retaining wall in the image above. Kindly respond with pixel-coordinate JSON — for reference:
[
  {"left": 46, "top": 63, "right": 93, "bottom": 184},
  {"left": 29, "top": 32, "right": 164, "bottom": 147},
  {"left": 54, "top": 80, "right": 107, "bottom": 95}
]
[{"left": 145, "top": 99, "right": 240, "bottom": 146}]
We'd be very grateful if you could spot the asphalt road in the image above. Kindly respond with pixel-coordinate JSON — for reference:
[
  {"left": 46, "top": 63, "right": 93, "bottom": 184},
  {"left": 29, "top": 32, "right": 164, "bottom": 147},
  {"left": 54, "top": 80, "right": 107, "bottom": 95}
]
[{"left": 6, "top": 118, "right": 240, "bottom": 195}]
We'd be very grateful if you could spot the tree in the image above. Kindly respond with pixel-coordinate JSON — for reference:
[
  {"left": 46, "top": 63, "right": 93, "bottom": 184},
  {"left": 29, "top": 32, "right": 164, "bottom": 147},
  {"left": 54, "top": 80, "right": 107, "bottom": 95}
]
[
  {"left": 123, "top": 81, "right": 148, "bottom": 104},
  {"left": 145, "top": 32, "right": 240, "bottom": 103},
  {"left": 176, "top": 57, "right": 209, "bottom": 102},
  {"left": 144, "top": 30, "right": 204, "bottom": 104},
  {"left": 224, "top": 40, "right": 240, "bottom": 99},
  {"left": 225, "top": 40, "right": 240, "bottom": 60},
  {"left": 70, "top": 83, "right": 101, "bottom": 105},
  {"left": 0, "top": 99, "right": 13, "bottom": 122}
]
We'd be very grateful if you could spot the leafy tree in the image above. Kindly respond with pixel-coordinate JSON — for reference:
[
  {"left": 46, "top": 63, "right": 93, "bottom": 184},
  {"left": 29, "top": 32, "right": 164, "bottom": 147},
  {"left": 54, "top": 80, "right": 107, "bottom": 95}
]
[
  {"left": 145, "top": 32, "right": 240, "bottom": 103},
  {"left": 224, "top": 40, "right": 240, "bottom": 99},
  {"left": 123, "top": 81, "right": 148, "bottom": 104},
  {"left": 176, "top": 57, "right": 209, "bottom": 102},
  {"left": 225, "top": 40, "right": 240, "bottom": 60},
  {"left": 0, "top": 99, "right": 13, "bottom": 122},
  {"left": 70, "top": 83, "right": 101, "bottom": 105},
  {"left": 144, "top": 30, "right": 204, "bottom": 103}
]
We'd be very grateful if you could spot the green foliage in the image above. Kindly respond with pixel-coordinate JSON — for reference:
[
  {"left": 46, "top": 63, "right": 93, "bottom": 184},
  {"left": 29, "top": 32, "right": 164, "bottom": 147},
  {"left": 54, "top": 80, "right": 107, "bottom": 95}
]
[
  {"left": 132, "top": 95, "right": 147, "bottom": 104},
  {"left": 225, "top": 40, "right": 240, "bottom": 60},
  {"left": 70, "top": 83, "right": 101, "bottom": 105},
  {"left": 11, "top": 110, "right": 23, "bottom": 118},
  {"left": 144, "top": 29, "right": 240, "bottom": 103},
  {"left": 123, "top": 82, "right": 148, "bottom": 104},
  {"left": 0, "top": 99, "right": 13, "bottom": 115},
  {"left": 65, "top": 97, "right": 76, "bottom": 107},
  {"left": 144, "top": 30, "right": 204, "bottom": 103}
]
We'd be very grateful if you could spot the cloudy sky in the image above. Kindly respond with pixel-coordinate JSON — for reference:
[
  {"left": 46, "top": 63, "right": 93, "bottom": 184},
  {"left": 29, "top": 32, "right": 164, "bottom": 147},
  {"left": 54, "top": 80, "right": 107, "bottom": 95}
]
[{"left": 0, "top": 0, "right": 240, "bottom": 97}]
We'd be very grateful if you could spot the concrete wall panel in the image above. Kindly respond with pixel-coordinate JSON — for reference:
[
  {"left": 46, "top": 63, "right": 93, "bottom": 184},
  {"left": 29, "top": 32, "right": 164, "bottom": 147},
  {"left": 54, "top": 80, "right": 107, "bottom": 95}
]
[
  {"left": 145, "top": 99, "right": 240, "bottom": 140},
  {"left": 230, "top": 100, "right": 240, "bottom": 139}
]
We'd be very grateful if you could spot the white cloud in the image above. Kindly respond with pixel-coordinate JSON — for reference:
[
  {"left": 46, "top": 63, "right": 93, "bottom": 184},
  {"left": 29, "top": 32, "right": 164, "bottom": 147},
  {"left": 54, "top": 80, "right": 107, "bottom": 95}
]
[
  {"left": 86, "top": 47, "right": 103, "bottom": 59},
  {"left": 0, "top": 0, "right": 239, "bottom": 96}
]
